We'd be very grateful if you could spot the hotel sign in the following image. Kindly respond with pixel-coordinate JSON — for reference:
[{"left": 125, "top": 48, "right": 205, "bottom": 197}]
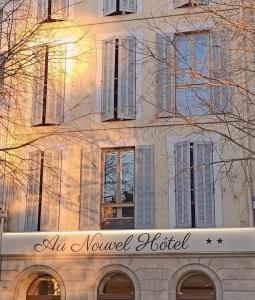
[{"left": 1, "top": 228, "right": 255, "bottom": 256}]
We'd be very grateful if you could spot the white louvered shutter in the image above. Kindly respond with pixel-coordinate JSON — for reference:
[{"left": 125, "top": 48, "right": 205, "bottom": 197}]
[
  {"left": 211, "top": 31, "right": 231, "bottom": 113},
  {"left": 80, "top": 146, "right": 100, "bottom": 230},
  {"left": 193, "top": 142, "right": 215, "bottom": 227},
  {"left": 51, "top": 0, "right": 69, "bottom": 20},
  {"left": 173, "top": 0, "right": 191, "bottom": 8},
  {"left": 37, "top": 0, "right": 48, "bottom": 22},
  {"left": 119, "top": 0, "right": 137, "bottom": 13},
  {"left": 117, "top": 37, "right": 136, "bottom": 119},
  {"left": 31, "top": 47, "right": 46, "bottom": 126},
  {"left": 101, "top": 38, "right": 115, "bottom": 121},
  {"left": 156, "top": 33, "right": 174, "bottom": 117},
  {"left": 25, "top": 151, "right": 41, "bottom": 231},
  {"left": 45, "top": 44, "right": 66, "bottom": 124},
  {"left": 103, "top": 0, "right": 117, "bottom": 16},
  {"left": 41, "top": 149, "right": 62, "bottom": 231},
  {"left": 135, "top": 145, "right": 154, "bottom": 229},
  {"left": 175, "top": 142, "right": 191, "bottom": 228}
]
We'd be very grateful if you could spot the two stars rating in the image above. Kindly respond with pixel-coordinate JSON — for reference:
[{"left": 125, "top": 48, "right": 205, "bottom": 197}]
[{"left": 206, "top": 238, "right": 223, "bottom": 245}]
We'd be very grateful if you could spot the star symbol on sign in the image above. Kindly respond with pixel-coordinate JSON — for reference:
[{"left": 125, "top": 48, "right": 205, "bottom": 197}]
[
  {"left": 206, "top": 238, "right": 212, "bottom": 244},
  {"left": 217, "top": 238, "right": 223, "bottom": 244}
]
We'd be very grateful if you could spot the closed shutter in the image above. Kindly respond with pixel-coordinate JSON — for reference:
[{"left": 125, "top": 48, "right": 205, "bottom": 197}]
[
  {"left": 41, "top": 149, "right": 62, "bottom": 231},
  {"left": 45, "top": 44, "right": 66, "bottom": 124},
  {"left": 193, "top": 142, "right": 215, "bottom": 227},
  {"left": 101, "top": 38, "right": 115, "bottom": 121},
  {"left": 175, "top": 142, "right": 191, "bottom": 228},
  {"left": 37, "top": 0, "right": 48, "bottom": 22},
  {"left": 156, "top": 33, "right": 174, "bottom": 117},
  {"left": 117, "top": 36, "right": 136, "bottom": 119},
  {"left": 119, "top": 0, "right": 137, "bottom": 13},
  {"left": 80, "top": 146, "right": 100, "bottom": 230},
  {"left": 103, "top": 0, "right": 117, "bottom": 16},
  {"left": 25, "top": 151, "right": 41, "bottom": 231},
  {"left": 173, "top": 0, "right": 191, "bottom": 8},
  {"left": 211, "top": 31, "right": 231, "bottom": 113},
  {"left": 51, "top": 0, "right": 69, "bottom": 20},
  {"left": 31, "top": 47, "right": 46, "bottom": 126},
  {"left": 135, "top": 145, "right": 154, "bottom": 229}
]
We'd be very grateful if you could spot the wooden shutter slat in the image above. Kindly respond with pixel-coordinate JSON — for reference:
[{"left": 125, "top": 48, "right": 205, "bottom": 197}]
[
  {"left": 51, "top": 0, "right": 69, "bottom": 20},
  {"left": 103, "top": 0, "right": 117, "bottom": 16},
  {"left": 193, "top": 142, "right": 215, "bottom": 227},
  {"left": 135, "top": 145, "right": 154, "bottom": 229},
  {"left": 37, "top": 0, "right": 48, "bottom": 22},
  {"left": 156, "top": 33, "right": 174, "bottom": 117},
  {"left": 101, "top": 39, "right": 115, "bottom": 121},
  {"left": 117, "top": 36, "right": 136, "bottom": 119},
  {"left": 25, "top": 151, "right": 41, "bottom": 231},
  {"left": 175, "top": 142, "right": 191, "bottom": 228},
  {"left": 119, "top": 0, "right": 137, "bottom": 13},
  {"left": 45, "top": 44, "right": 66, "bottom": 125},
  {"left": 41, "top": 149, "right": 62, "bottom": 231},
  {"left": 80, "top": 146, "right": 100, "bottom": 230}
]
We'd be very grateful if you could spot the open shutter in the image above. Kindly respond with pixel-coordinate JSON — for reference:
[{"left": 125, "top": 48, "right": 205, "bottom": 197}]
[
  {"left": 193, "top": 142, "right": 215, "bottom": 227},
  {"left": 0, "top": 53, "right": 5, "bottom": 87},
  {"left": 135, "top": 145, "right": 154, "bottom": 229},
  {"left": 156, "top": 33, "right": 174, "bottom": 117},
  {"left": 103, "top": 0, "right": 117, "bottom": 16},
  {"left": 173, "top": 0, "right": 191, "bottom": 8},
  {"left": 101, "top": 38, "right": 115, "bottom": 121},
  {"left": 117, "top": 36, "right": 136, "bottom": 119},
  {"left": 37, "top": 0, "right": 48, "bottom": 22},
  {"left": 31, "top": 47, "right": 46, "bottom": 126},
  {"left": 211, "top": 31, "right": 231, "bottom": 113},
  {"left": 119, "top": 0, "right": 137, "bottom": 13},
  {"left": 25, "top": 151, "right": 41, "bottom": 231},
  {"left": 51, "top": 0, "right": 69, "bottom": 20},
  {"left": 175, "top": 142, "right": 191, "bottom": 228},
  {"left": 45, "top": 44, "right": 66, "bottom": 124},
  {"left": 41, "top": 149, "right": 62, "bottom": 231},
  {"left": 80, "top": 146, "right": 100, "bottom": 230}
]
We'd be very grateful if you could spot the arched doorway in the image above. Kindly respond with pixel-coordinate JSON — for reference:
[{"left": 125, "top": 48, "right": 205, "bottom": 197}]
[
  {"left": 26, "top": 275, "right": 61, "bottom": 300},
  {"left": 176, "top": 272, "right": 216, "bottom": 300},
  {"left": 97, "top": 272, "right": 135, "bottom": 300}
]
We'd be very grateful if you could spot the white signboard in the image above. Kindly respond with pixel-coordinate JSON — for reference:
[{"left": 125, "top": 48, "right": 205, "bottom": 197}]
[{"left": 1, "top": 228, "right": 255, "bottom": 256}]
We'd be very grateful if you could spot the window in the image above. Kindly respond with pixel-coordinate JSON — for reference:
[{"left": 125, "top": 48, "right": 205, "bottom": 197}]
[
  {"left": 27, "top": 275, "right": 61, "bottom": 300},
  {"left": 156, "top": 30, "right": 230, "bottom": 117},
  {"left": 80, "top": 145, "right": 154, "bottom": 230},
  {"left": 173, "top": 0, "right": 209, "bottom": 9},
  {"left": 101, "top": 37, "right": 136, "bottom": 121},
  {"left": 101, "top": 148, "right": 135, "bottom": 229},
  {"left": 32, "top": 44, "right": 66, "bottom": 126},
  {"left": 177, "top": 272, "right": 215, "bottom": 300},
  {"left": 37, "top": 0, "right": 69, "bottom": 23},
  {"left": 175, "top": 141, "right": 215, "bottom": 228},
  {"left": 25, "top": 150, "right": 62, "bottom": 231},
  {"left": 103, "top": 0, "right": 137, "bottom": 16}
]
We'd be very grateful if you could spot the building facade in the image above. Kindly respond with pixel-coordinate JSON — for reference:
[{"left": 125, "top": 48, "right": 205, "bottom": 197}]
[{"left": 0, "top": 0, "right": 255, "bottom": 299}]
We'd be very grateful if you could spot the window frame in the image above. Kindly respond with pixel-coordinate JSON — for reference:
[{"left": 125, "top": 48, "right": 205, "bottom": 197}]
[
  {"left": 37, "top": 0, "right": 69, "bottom": 23},
  {"left": 174, "top": 30, "right": 213, "bottom": 117},
  {"left": 100, "top": 147, "right": 135, "bottom": 229}
]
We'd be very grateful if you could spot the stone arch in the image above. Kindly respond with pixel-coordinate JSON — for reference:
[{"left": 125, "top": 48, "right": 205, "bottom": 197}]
[
  {"left": 169, "top": 263, "right": 223, "bottom": 300},
  {"left": 12, "top": 265, "right": 66, "bottom": 300},
  {"left": 94, "top": 264, "right": 141, "bottom": 300}
]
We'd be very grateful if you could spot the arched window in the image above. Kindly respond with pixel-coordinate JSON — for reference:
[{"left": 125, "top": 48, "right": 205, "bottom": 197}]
[
  {"left": 98, "top": 272, "right": 135, "bottom": 300},
  {"left": 177, "top": 272, "right": 216, "bottom": 300},
  {"left": 27, "top": 275, "right": 61, "bottom": 300}
]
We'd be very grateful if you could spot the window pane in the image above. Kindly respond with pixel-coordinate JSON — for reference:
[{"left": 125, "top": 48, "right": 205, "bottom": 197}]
[
  {"left": 194, "top": 33, "right": 209, "bottom": 83},
  {"left": 122, "top": 207, "right": 134, "bottom": 218},
  {"left": 175, "top": 35, "right": 191, "bottom": 85},
  {"left": 101, "top": 218, "right": 134, "bottom": 229},
  {"left": 121, "top": 151, "right": 134, "bottom": 203},
  {"left": 176, "top": 86, "right": 210, "bottom": 116},
  {"left": 104, "top": 153, "right": 117, "bottom": 203}
]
